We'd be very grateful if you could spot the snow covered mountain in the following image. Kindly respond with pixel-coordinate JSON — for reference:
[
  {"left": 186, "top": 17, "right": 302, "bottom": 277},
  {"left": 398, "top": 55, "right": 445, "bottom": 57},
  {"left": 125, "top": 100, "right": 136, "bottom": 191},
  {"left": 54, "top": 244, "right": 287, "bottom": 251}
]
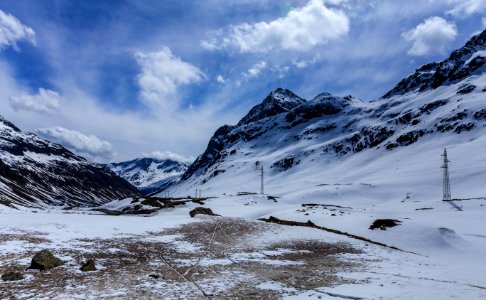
[
  {"left": 0, "top": 116, "right": 139, "bottom": 208},
  {"left": 166, "top": 29, "right": 486, "bottom": 199},
  {"left": 103, "top": 158, "right": 188, "bottom": 195}
]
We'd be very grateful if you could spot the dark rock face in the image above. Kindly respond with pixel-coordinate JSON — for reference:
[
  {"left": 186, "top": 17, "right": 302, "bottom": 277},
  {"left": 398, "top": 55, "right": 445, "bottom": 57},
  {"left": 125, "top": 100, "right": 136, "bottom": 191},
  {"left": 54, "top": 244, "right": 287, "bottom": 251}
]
[
  {"left": 323, "top": 125, "right": 395, "bottom": 155},
  {"left": 383, "top": 29, "right": 486, "bottom": 98},
  {"left": 455, "top": 123, "right": 475, "bottom": 133},
  {"left": 419, "top": 99, "right": 449, "bottom": 114},
  {"left": 80, "top": 259, "right": 97, "bottom": 272},
  {"left": 369, "top": 219, "right": 402, "bottom": 230},
  {"left": 285, "top": 100, "right": 342, "bottom": 126},
  {"left": 0, "top": 115, "right": 139, "bottom": 207},
  {"left": 272, "top": 156, "right": 298, "bottom": 172},
  {"left": 189, "top": 207, "right": 215, "bottom": 217},
  {"left": 1, "top": 271, "right": 24, "bottom": 281},
  {"left": 182, "top": 125, "right": 234, "bottom": 181},
  {"left": 237, "top": 88, "right": 306, "bottom": 126},
  {"left": 473, "top": 109, "right": 486, "bottom": 120},
  {"left": 395, "top": 130, "right": 426, "bottom": 146},
  {"left": 457, "top": 84, "right": 476, "bottom": 94},
  {"left": 30, "top": 250, "right": 64, "bottom": 270},
  {"left": 140, "top": 198, "right": 164, "bottom": 208}
]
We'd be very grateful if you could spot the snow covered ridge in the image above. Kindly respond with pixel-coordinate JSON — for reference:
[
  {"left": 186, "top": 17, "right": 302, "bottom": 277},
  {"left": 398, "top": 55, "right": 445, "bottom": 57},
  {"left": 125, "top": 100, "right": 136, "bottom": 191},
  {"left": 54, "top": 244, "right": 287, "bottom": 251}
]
[
  {"left": 171, "top": 30, "right": 486, "bottom": 195},
  {"left": 101, "top": 158, "right": 188, "bottom": 195},
  {"left": 0, "top": 117, "right": 139, "bottom": 208},
  {"left": 383, "top": 29, "right": 486, "bottom": 98}
]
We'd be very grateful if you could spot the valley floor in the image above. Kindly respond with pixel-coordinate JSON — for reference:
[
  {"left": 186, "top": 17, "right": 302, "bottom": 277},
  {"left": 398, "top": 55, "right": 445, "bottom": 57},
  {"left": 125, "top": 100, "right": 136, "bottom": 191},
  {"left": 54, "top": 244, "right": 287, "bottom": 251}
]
[{"left": 1, "top": 194, "right": 486, "bottom": 299}]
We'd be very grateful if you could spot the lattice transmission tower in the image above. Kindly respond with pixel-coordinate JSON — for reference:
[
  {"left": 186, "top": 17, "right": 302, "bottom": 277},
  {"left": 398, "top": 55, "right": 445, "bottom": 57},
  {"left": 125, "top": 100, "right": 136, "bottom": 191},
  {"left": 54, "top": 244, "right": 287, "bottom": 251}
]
[
  {"left": 260, "top": 165, "right": 264, "bottom": 195},
  {"left": 441, "top": 148, "right": 452, "bottom": 201}
]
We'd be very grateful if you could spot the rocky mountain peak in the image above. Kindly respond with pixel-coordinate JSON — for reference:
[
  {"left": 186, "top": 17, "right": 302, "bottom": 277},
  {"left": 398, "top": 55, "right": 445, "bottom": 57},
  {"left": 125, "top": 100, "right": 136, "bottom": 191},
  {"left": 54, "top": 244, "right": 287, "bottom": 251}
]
[
  {"left": 237, "top": 88, "right": 306, "bottom": 126},
  {"left": 312, "top": 92, "right": 333, "bottom": 100},
  {"left": 383, "top": 29, "right": 486, "bottom": 98},
  {"left": 0, "top": 116, "right": 21, "bottom": 132}
]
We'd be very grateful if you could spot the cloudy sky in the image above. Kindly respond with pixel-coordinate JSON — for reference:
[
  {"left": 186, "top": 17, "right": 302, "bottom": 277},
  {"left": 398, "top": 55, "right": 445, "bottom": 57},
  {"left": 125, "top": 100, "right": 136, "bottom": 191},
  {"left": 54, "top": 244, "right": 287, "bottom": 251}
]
[{"left": 0, "top": 0, "right": 484, "bottom": 162}]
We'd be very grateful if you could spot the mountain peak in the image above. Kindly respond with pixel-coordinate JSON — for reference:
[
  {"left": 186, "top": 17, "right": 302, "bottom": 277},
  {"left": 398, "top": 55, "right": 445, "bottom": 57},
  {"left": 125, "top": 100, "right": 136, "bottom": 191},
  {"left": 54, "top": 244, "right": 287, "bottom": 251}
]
[
  {"left": 312, "top": 92, "right": 334, "bottom": 100},
  {"left": 103, "top": 157, "right": 188, "bottom": 194},
  {"left": 237, "top": 88, "right": 306, "bottom": 126},
  {"left": 383, "top": 29, "right": 486, "bottom": 98},
  {"left": 0, "top": 115, "right": 21, "bottom": 132},
  {"left": 268, "top": 87, "right": 300, "bottom": 101}
]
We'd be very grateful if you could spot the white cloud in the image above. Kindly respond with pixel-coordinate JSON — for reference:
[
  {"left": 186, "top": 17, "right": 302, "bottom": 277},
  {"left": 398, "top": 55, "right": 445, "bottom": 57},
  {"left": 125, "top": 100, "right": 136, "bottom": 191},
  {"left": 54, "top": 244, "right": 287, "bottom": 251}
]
[
  {"left": 201, "top": 0, "right": 349, "bottom": 53},
  {"left": 447, "top": 0, "right": 486, "bottom": 17},
  {"left": 146, "top": 151, "right": 195, "bottom": 164},
  {"left": 292, "top": 55, "right": 320, "bottom": 69},
  {"left": 135, "top": 47, "right": 205, "bottom": 109},
  {"left": 402, "top": 17, "right": 458, "bottom": 56},
  {"left": 10, "top": 88, "right": 61, "bottom": 114},
  {"left": 244, "top": 61, "right": 267, "bottom": 78},
  {"left": 0, "top": 60, "right": 241, "bottom": 164},
  {"left": 216, "top": 74, "right": 225, "bottom": 84},
  {"left": 0, "top": 9, "right": 36, "bottom": 49},
  {"left": 36, "top": 127, "right": 116, "bottom": 161}
]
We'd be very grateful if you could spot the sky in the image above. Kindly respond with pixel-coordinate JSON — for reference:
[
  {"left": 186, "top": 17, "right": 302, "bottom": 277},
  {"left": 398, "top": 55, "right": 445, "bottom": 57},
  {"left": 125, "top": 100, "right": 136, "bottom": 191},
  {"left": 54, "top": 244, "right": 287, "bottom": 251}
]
[{"left": 0, "top": 0, "right": 484, "bottom": 163}]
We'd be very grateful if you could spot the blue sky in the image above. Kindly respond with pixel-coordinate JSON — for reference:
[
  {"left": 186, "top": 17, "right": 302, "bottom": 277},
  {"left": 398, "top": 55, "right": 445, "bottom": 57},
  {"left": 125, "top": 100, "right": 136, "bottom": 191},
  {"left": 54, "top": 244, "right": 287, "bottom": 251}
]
[{"left": 0, "top": 0, "right": 484, "bottom": 162}]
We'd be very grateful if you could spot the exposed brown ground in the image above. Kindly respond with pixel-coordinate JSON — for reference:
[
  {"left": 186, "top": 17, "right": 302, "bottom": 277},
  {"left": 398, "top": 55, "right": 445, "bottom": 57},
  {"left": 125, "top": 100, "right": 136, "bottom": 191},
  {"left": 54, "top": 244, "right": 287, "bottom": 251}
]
[{"left": 0, "top": 217, "right": 364, "bottom": 299}]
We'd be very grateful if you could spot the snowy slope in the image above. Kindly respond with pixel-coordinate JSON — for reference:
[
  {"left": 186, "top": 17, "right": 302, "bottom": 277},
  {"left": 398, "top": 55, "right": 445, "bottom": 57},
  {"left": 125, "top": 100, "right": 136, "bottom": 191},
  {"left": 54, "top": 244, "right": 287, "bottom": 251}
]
[
  {"left": 166, "top": 30, "right": 486, "bottom": 201},
  {"left": 0, "top": 116, "right": 139, "bottom": 208},
  {"left": 158, "top": 30, "right": 486, "bottom": 259},
  {"left": 146, "top": 32, "right": 486, "bottom": 297},
  {"left": 102, "top": 158, "right": 188, "bottom": 195}
]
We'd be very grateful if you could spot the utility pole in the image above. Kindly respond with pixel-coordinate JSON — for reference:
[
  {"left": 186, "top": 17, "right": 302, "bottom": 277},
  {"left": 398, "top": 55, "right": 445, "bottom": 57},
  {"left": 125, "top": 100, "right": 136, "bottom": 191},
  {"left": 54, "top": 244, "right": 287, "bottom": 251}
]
[
  {"left": 260, "top": 165, "right": 264, "bottom": 195},
  {"left": 442, "top": 148, "right": 452, "bottom": 201}
]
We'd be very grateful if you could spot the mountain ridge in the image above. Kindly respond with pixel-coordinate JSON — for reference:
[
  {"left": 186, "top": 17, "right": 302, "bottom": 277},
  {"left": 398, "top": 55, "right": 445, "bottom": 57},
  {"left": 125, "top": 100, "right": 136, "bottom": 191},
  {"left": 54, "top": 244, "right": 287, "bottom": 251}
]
[
  {"left": 0, "top": 116, "right": 139, "bottom": 207},
  {"left": 167, "top": 30, "right": 486, "bottom": 197},
  {"left": 103, "top": 157, "right": 188, "bottom": 195},
  {"left": 383, "top": 29, "right": 486, "bottom": 98}
]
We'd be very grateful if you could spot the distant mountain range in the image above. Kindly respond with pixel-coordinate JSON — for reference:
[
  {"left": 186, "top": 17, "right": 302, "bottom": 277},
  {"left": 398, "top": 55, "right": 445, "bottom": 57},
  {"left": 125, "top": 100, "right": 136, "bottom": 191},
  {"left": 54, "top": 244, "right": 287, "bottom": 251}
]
[
  {"left": 0, "top": 116, "right": 139, "bottom": 208},
  {"left": 102, "top": 158, "right": 188, "bottom": 195}
]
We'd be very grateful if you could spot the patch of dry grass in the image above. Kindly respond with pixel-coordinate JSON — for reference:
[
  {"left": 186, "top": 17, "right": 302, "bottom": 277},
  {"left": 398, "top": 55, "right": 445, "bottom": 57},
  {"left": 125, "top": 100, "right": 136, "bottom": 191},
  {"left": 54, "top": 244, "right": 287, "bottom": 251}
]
[{"left": 0, "top": 217, "right": 364, "bottom": 299}]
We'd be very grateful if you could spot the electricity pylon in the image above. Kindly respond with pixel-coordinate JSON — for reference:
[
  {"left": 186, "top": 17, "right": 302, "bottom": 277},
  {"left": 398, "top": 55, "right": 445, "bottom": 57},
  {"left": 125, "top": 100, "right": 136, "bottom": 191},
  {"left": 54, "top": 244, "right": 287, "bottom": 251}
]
[
  {"left": 441, "top": 148, "right": 452, "bottom": 201},
  {"left": 260, "top": 165, "right": 264, "bottom": 195}
]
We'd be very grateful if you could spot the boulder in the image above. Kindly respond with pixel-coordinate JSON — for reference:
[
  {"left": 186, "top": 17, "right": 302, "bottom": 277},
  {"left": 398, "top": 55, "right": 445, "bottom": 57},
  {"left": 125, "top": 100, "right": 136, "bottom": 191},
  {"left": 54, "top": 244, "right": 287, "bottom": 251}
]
[
  {"left": 189, "top": 207, "right": 215, "bottom": 218},
  {"left": 369, "top": 219, "right": 401, "bottom": 230},
  {"left": 141, "top": 198, "right": 163, "bottom": 208},
  {"left": 30, "top": 250, "right": 64, "bottom": 270},
  {"left": 1, "top": 271, "right": 24, "bottom": 281},
  {"left": 80, "top": 259, "right": 97, "bottom": 272}
]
